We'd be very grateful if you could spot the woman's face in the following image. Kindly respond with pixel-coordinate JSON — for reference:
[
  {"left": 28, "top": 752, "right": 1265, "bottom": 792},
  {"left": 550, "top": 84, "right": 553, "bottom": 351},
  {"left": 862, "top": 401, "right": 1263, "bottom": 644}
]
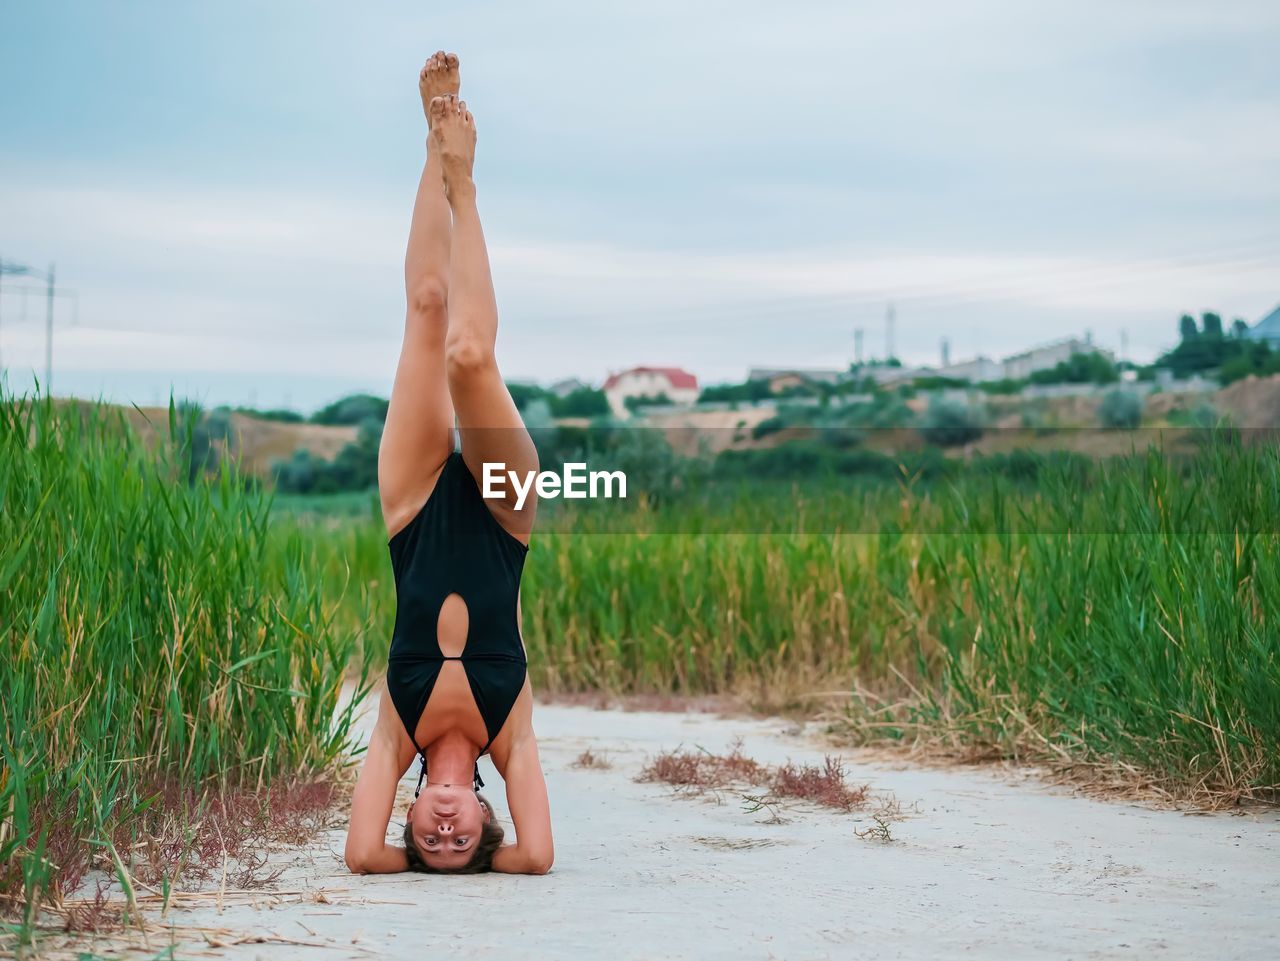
[{"left": 408, "top": 785, "right": 488, "bottom": 869}]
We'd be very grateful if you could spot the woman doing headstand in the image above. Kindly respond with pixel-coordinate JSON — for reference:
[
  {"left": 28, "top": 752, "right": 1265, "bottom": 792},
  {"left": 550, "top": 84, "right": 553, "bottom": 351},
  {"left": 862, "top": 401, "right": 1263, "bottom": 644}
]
[{"left": 343, "top": 51, "right": 553, "bottom": 876}]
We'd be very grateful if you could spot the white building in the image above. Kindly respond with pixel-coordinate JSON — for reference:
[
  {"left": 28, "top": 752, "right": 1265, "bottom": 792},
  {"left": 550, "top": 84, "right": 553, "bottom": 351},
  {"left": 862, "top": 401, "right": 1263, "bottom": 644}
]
[
  {"left": 858, "top": 365, "right": 934, "bottom": 387},
  {"left": 602, "top": 366, "right": 699, "bottom": 418},
  {"left": 1001, "top": 336, "right": 1114, "bottom": 381},
  {"left": 936, "top": 356, "right": 1005, "bottom": 383}
]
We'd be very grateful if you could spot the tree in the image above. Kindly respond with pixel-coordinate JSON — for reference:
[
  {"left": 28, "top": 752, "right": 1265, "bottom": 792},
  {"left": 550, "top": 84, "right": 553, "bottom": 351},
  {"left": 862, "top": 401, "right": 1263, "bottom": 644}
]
[
  {"left": 1157, "top": 309, "right": 1251, "bottom": 376},
  {"left": 549, "top": 387, "right": 609, "bottom": 418},
  {"left": 1028, "top": 351, "right": 1118, "bottom": 386},
  {"left": 699, "top": 379, "right": 774, "bottom": 404},
  {"left": 1231, "top": 318, "right": 1249, "bottom": 339},
  {"left": 508, "top": 382, "right": 552, "bottom": 412}
]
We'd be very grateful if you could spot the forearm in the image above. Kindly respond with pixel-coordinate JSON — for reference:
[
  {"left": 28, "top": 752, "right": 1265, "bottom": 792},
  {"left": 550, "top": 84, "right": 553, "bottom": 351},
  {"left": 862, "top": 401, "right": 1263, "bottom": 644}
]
[
  {"left": 491, "top": 842, "right": 552, "bottom": 876},
  {"left": 347, "top": 842, "right": 410, "bottom": 875}
]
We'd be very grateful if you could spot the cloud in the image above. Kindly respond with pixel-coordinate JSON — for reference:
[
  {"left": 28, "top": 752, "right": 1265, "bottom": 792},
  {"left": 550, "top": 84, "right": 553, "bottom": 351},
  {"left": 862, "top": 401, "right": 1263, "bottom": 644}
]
[{"left": 1, "top": 0, "right": 1278, "bottom": 401}]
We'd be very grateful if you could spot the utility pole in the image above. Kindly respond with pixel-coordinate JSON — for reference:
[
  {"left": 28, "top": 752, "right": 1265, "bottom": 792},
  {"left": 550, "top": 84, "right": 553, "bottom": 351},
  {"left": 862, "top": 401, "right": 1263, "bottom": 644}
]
[
  {"left": 0, "top": 259, "right": 70, "bottom": 398},
  {"left": 885, "top": 302, "right": 896, "bottom": 362},
  {"left": 45, "top": 263, "right": 55, "bottom": 396},
  {"left": 854, "top": 327, "right": 864, "bottom": 366}
]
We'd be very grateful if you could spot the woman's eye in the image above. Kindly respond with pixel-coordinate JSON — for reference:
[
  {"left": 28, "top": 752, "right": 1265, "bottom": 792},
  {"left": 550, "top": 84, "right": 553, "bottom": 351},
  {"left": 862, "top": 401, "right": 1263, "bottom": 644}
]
[{"left": 455, "top": 838, "right": 467, "bottom": 846}]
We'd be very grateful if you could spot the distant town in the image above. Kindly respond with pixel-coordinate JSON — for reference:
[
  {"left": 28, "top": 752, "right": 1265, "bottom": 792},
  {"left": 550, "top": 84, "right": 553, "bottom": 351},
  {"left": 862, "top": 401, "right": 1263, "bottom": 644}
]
[{"left": 536, "top": 303, "right": 1280, "bottom": 420}]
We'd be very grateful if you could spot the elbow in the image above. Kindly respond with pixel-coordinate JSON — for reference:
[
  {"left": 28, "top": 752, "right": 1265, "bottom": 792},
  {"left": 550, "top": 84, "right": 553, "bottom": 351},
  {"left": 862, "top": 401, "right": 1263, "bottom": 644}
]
[
  {"left": 526, "top": 851, "right": 554, "bottom": 876},
  {"left": 343, "top": 843, "right": 369, "bottom": 875}
]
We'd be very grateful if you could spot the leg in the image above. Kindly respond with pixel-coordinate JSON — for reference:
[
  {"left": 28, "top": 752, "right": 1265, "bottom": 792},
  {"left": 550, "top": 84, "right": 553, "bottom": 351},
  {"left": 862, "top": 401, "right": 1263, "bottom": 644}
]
[
  {"left": 430, "top": 94, "right": 539, "bottom": 540},
  {"left": 378, "top": 53, "right": 461, "bottom": 539}
]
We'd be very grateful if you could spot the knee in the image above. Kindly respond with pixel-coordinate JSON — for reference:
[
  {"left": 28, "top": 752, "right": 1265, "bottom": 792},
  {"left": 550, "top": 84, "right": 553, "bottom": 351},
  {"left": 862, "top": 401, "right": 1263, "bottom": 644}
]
[
  {"left": 407, "top": 280, "right": 447, "bottom": 322},
  {"left": 445, "top": 334, "right": 495, "bottom": 382}
]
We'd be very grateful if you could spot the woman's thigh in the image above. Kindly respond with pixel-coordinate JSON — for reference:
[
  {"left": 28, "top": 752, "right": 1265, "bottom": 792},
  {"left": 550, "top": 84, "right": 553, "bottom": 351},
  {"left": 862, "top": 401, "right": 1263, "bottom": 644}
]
[{"left": 378, "top": 307, "right": 456, "bottom": 539}]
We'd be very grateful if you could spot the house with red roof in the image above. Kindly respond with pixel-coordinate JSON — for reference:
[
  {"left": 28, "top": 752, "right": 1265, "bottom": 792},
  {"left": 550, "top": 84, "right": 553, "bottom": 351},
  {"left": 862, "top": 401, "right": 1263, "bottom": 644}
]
[{"left": 602, "top": 366, "right": 699, "bottom": 418}]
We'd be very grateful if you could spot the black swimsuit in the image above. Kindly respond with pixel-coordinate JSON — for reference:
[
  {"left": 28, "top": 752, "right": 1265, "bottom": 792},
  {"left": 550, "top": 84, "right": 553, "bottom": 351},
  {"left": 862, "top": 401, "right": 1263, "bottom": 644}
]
[{"left": 385, "top": 450, "right": 529, "bottom": 792}]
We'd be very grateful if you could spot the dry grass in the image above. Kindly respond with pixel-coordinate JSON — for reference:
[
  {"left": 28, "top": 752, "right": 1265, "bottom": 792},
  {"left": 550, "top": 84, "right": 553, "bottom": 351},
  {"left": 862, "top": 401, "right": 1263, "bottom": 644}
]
[
  {"left": 4, "top": 777, "right": 342, "bottom": 948},
  {"left": 816, "top": 685, "right": 1280, "bottom": 813},
  {"left": 571, "top": 749, "right": 614, "bottom": 770},
  {"left": 769, "top": 757, "right": 869, "bottom": 812},
  {"left": 6, "top": 885, "right": 395, "bottom": 961},
  {"left": 637, "top": 741, "right": 906, "bottom": 840},
  {"left": 636, "top": 740, "right": 766, "bottom": 794}
]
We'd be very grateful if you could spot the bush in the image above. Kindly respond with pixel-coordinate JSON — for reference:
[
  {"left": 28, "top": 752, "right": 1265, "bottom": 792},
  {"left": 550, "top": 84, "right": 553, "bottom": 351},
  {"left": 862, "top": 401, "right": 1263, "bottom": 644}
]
[
  {"left": 918, "top": 398, "right": 985, "bottom": 447},
  {"left": 979, "top": 378, "right": 1026, "bottom": 395},
  {"left": 310, "top": 393, "right": 388, "bottom": 426},
  {"left": 1098, "top": 390, "right": 1144, "bottom": 429},
  {"left": 1020, "top": 407, "right": 1057, "bottom": 436},
  {"left": 752, "top": 416, "right": 787, "bottom": 439},
  {"left": 699, "top": 379, "right": 775, "bottom": 404},
  {"left": 623, "top": 392, "right": 672, "bottom": 413},
  {"left": 271, "top": 415, "right": 382, "bottom": 494},
  {"left": 236, "top": 406, "right": 305, "bottom": 423}
]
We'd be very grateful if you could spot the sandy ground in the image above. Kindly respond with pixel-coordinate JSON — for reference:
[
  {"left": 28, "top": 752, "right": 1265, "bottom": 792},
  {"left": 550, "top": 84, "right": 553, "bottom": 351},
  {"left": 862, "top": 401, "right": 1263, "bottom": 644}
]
[{"left": 119, "top": 696, "right": 1278, "bottom": 961}]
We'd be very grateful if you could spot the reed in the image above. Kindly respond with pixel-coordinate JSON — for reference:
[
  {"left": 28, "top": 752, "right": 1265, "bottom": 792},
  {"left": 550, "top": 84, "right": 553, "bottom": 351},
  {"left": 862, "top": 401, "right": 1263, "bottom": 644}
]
[{"left": 0, "top": 388, "right": 365, "bottom": 925}]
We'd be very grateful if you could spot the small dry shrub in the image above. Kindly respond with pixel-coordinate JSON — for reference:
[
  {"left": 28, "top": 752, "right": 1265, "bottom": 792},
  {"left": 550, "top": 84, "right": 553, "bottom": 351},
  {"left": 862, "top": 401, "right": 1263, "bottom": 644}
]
[
  {"left": 571, "top": 749, "right": 613, "bottom": 770},
  {"left": 636, "top": 739, "right": 764, "bottom": 793}
]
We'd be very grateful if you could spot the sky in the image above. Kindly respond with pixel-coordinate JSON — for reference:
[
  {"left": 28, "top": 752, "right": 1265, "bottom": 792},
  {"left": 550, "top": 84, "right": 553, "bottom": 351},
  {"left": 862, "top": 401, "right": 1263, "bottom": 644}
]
[{"left": 1, "top": 0, "right": 1278, "bottom": 414}]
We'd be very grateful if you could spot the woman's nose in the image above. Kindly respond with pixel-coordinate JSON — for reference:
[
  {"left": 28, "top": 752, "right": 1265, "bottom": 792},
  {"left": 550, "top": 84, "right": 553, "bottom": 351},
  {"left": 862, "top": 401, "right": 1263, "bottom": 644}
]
[{"left": 438, "top": 822, "right": 454, "bottom": 835}]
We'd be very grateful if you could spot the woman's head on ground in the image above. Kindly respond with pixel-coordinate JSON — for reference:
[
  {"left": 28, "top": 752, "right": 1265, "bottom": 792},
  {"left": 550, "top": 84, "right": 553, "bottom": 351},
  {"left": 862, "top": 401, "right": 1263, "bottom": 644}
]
[{"left": 404, "top": 789, "right": 504, "bottom": 873}]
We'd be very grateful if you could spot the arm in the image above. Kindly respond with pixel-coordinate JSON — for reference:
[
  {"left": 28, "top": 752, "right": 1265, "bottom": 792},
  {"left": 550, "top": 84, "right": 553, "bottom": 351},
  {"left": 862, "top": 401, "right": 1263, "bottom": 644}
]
[
  {"left": 344, "top": 699, "right": 414, "bottom": 874},
  {"left": 491, "top": 720, "right": 554, "bottom": 875}
]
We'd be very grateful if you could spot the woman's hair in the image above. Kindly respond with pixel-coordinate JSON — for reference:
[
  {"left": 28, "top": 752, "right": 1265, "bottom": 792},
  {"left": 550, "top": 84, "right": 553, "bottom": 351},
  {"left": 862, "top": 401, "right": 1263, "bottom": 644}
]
[{"left": 403, "top": 793, "right": 505, "bottom": 874}]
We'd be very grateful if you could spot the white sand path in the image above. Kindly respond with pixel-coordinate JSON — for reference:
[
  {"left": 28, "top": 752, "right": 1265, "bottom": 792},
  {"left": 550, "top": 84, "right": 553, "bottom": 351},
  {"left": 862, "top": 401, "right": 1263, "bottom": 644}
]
[{"left": 165, "top": 695, "right": 1279, "bottom": 961}]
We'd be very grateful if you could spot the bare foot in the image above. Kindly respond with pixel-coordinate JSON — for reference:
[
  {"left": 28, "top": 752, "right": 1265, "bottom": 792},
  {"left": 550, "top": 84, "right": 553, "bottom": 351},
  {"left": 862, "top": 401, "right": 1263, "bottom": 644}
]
[
  {"left": 419, "top": 51, "right": 460, "bottom": 126},
  {"left": 429, "top": 94, "right": 477, "bottom": 200}
]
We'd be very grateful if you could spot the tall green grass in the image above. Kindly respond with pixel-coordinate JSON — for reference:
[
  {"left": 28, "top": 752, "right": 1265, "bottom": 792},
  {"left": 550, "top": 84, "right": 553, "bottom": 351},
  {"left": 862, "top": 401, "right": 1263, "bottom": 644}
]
[
  {"left": 322, "top": 436, "right": 1279, "bottom": 802},
  {"left": 0, "top": 389, "right": 365, "bottom": 918}
]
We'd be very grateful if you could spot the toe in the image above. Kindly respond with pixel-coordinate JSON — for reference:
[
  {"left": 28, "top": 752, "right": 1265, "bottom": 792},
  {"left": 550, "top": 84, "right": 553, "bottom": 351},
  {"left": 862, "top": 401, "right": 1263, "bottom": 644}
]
[{"left": 445, "top": 52, "right": 458, "bottom": 69}]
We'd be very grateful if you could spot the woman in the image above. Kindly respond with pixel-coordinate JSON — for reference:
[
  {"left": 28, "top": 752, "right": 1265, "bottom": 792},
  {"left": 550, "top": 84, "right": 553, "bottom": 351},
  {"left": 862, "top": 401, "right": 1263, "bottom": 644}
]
[{"left": 344, "top": 51, "right": 553, "bottom": 876}]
